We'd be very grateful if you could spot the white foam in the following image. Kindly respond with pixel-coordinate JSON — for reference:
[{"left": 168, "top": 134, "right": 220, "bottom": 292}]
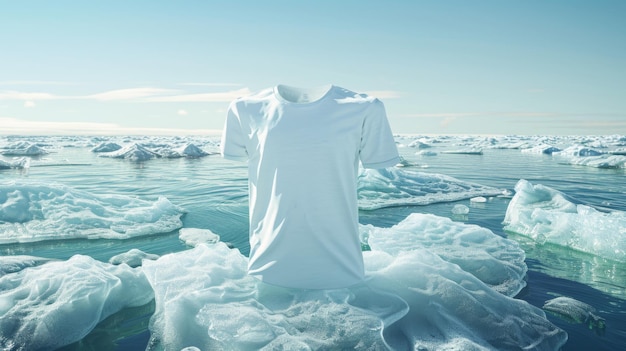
[
  {"left": 0, "top": 181, "right": 185, "bottom": 244},
  {"left": 504, "top": 179, "right": 626, "bottom": 262}
]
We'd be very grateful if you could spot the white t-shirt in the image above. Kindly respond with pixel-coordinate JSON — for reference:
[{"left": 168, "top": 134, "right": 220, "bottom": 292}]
[{"left": 221, "top": 84, "right": 400, "bottom": 289}]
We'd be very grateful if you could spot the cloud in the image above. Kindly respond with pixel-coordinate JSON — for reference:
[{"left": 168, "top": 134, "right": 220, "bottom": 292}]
[
  {"left": 403, "top": 112, "right": 482, "bottom": 118},
  {"left": 86, "top": 88, "right": 178, "bottom": 101},
  {"left": 24, "top": 101, "right": 36, "bottom": 108},
  {"left": 0, "top": 86, "right": 251, "bottom": 103},
  {"left": 145, "top": 88, "right": 252, "bottom": 102},
  {"left": 177, "top": 109, "right": 188, "bottom": 115},
  {"left": 364, "top": 90, "right": 404, "bottom": 99},
  {"left": 0, "top": 80, "right": 78, "bottom": 86},
  {"left": 0, "top": 117, "right": 222, "bottom": 136},
  {"left": 0, "top": 91, "right": 59, "bottom": 100},
  {"left": 178, "top": 83, "right": 242, "bottom": 87}
]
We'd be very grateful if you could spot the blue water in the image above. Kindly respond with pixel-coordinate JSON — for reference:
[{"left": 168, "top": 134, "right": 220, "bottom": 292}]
[{"left": 1, "top": 135, "right": 625, "bottom": 350}]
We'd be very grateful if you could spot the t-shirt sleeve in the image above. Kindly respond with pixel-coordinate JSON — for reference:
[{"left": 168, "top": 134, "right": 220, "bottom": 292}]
[
  {"left": 359, "top": 99, "right": 400, "bottom": 169},
  {"left": 220, "top": 102, "right": 248, "bottom": 162}
]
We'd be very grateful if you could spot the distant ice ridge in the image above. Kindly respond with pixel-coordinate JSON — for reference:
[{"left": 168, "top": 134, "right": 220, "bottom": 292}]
[
  {"left": 96, "top": 142, "right": 214, "bottom": 161},
  {"left": 0, "top": 181, "right": 185, "bottom": 244},
  {"left": 0, "top": 255, "right": 153, "bottom": 351},
  {"left": 358, "top": 167, "right": 504, "bottom": 210},
  {"left": 504, "top": 179, "right": 626, "bottom": 262},
  {"left": 143, "top": 238, "right": 565, "bottom": 350},
  {"left": 0, "top": 141, "right": 49, "bottom": 156}
]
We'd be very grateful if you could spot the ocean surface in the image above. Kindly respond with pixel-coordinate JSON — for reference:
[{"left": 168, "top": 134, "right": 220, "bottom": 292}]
[{"left": 1, "top": 134, "right": 625, "bottom": 351}]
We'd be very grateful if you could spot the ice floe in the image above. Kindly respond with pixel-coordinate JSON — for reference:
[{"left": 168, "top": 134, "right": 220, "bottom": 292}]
[
  {"left": 503, "top": 179, "right": 626, "bottom": 262},
  {"left": 0, "top": 181, "right": 185, "bottom": 244},
  {"left": 363, "top": 213, "right": 527, "bottom": 296},
  {"left": 143, "top": 240, "right": 565, "bottom": 351},
  {"left": 357, "top": 167, "right": 504, "bottom": 210},
  {"left": 0, "top": 255, "right": 153, "bottom": 350}
]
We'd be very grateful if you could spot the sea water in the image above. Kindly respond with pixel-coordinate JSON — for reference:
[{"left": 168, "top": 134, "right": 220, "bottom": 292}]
[{"left": 0, "top": 134, "right": 625, "bottom": 350}]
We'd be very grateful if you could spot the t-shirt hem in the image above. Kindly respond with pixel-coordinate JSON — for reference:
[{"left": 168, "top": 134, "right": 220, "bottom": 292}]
[
  {"left": 221, "top": 153, "right": 248, "bottom": 162},
  {"left": 362, "top": 156, "right": 401, "bottom": 169}
]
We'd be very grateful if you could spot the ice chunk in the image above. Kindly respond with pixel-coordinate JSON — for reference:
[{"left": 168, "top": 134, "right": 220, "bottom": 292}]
[
  {"left": 552, "top": 145, "right": 604, "bottom": 157},
  {"left": 441, "top": 148, "right": 483, "bottom": 155},
  {"left": 0, "top": 157, "right": 30, "bottom": 170},
  {"left": 0, "top": 255, "right": 153, "bottom": 350},
  {"left": 0, "top": 255, "right": 53, "bottom": 275},
  {"left": 91, "top": 142, "right": 122, "bottom": 153},
  {"left": 0, "top": 181, "right": 185, "bottom": 244},
  {"left": 357, "top": 167, "right": 503, "bottom": 210},
  {"left": 156, "top": 143, "right": 212, "bottom": 158},
  {"left": 521, "top": 145, "right": 561, "bottom": 155},
  {"left": 543, "top": 296, "right": 605, "bottom": 333},
  {"left": 471, "top": 196, "right": 488, "bottom": 203},
  {"left": 98, "top": 143, "right": 159, "bottom": 161},
  {"left": 451, "top": 204, "right": 470, "bottom": 214},
  {"left": 364, "top": 213, "right": 527, "bottom": 296},
  {"left": 179, "top": 227, "right": 221, "bottom": 247},
  {"left": 143, "top": 243, "right": 565, "bottom": 351},
  {"left": 0, "top": 142, "right": 48, "bottom": 156},
  {"left": 416, "top": 150, "right": 437, "bottom": 156},
  {"left": 562, "top": 154, "right": 626, "bottom": 169},
  {"left": 504, "top": 179, "right": 626, "bottom": 262},
  {"left": 109, "top": 248, "right": 160, "bottom": 267}
]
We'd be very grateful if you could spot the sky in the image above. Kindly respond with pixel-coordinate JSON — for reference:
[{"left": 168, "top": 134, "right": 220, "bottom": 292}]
[{"left": 1, "top": 0, "right": 625, "bottom": 136}]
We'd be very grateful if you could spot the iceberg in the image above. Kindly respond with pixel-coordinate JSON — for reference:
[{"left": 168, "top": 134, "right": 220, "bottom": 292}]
[
  {"left": 357, "top": 167, "right": 504, "bottom": 210},
  {"left": 0, "top": 255, "right": 154, "bottom": 350},
  {"left": 0, "top": 181, "right": 185, "bottom": 244},
  {"left": 143, "top": 241, "right": 566, "bottom": 351},
  {"left": 503, "top": 179, "right": 626, "bottom": 262}
]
